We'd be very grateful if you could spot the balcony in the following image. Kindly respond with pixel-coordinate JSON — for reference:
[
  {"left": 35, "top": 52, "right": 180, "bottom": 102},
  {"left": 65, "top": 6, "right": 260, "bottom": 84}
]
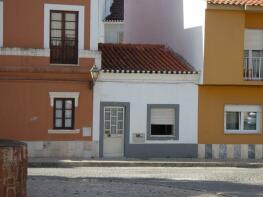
[
  {"left": 243, "top": 57, "right": 263, "bottom": 80},
  {"left": 50, "top": 39, "right": 78, "bottom": 65}
]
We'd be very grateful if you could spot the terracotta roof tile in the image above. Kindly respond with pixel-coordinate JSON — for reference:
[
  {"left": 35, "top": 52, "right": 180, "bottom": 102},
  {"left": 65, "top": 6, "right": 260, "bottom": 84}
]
[
  {"left": 98, "top": 43, "right": 196, "bottom": 74},
  {"left": 208, "top": 0, "right": 263, "bottom": 6},
  {"left": 105, "top": 0, "right": 124, "bottom": 21}
]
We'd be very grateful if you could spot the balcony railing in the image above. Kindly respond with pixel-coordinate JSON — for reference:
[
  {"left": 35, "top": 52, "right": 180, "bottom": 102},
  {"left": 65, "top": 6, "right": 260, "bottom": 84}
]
[
  {"left": 50, "top": 39, "right": 78, "bottom": 65},
  {"left": 244, "top": 57, "right": 263, "bottom": 80}
]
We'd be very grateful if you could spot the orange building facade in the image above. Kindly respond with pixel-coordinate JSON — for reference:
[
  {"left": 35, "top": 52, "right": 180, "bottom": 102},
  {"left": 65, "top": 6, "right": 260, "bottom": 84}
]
[
  {"left": 0, "top": 0, "right": 101, "bottom": 158},
  {"left": 199, "top": 1, "right": 263, "bottom": 159}
]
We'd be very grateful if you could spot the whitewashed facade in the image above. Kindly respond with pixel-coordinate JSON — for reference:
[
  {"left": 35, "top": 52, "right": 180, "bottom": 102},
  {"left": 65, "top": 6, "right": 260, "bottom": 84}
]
[{"left": 92, "top": 72, "right": 199, "bottom": 158}]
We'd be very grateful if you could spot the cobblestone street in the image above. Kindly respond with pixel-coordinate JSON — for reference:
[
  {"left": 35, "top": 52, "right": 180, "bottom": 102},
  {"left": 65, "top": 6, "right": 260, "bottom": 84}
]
[{"left": 28, "top": 167, "right": 263, "bottom": 197}]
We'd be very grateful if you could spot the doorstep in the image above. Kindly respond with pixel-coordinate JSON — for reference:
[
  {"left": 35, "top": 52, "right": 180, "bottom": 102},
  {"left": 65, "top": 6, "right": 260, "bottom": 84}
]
[{"left": 28, "top": 158, "right": 263, "bottom": 168}]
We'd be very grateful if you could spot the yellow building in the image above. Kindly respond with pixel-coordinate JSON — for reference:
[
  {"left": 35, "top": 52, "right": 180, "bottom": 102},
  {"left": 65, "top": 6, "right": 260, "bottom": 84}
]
[{"left": 199, "top": 0, "right": 263, "bottom": 159}]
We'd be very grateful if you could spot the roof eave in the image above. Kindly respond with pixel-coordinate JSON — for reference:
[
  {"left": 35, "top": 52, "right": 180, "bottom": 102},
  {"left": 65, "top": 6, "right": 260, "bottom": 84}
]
[
  {"left": 98, "top": 71, "right": 200, "bottom": 84},
  {"left": 245, "top": 5, "right": 263, "bottom": 12},
  {"left": 101, "top": 69, "right": 199, "bottom": 75},
  {"left": 207, "top": 3, "right": 263, "bottom": 11},
  {"left": 207, "top": 3, "right": 244, "bottom": 10},
  {"left": 103, "top": 20, "right": 124, "bottom": 24}
]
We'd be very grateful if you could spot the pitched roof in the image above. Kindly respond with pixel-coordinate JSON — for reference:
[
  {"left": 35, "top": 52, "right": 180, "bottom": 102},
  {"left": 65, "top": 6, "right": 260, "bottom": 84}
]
[
  {"left": 208, "top": 0, "right": 263, "bottom": 6},
  {"left": 105, "top": 0, "right": 124, "bottom": 22},
  {"left": 98, "top": 43, "right": 196, "bottom": 74}
]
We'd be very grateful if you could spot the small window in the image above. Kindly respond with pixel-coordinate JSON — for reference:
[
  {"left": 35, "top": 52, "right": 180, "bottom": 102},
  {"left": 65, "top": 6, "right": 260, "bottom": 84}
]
[
  {"left": 54, "top": 98, "right": 75, "bottom": 130},
  {"left": 147, "top": 105, "right": 179, "bottom": 140},
  {"left": 117, "top": 32, "right": 124, "bottom": 43},
  {"left": 224, "top": 105, "right": 261, "bottom": 134}
]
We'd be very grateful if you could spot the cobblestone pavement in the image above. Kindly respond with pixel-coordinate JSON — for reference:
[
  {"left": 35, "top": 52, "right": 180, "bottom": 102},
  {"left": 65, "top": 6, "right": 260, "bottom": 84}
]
[{"left": 28, "top": 167, "right": 263, "bottom": 197}]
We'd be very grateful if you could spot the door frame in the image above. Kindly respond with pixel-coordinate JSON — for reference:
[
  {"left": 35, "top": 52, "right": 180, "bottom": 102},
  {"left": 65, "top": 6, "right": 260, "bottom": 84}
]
[{"left": 99, "top": 102, "right": 130, "bottom": 158}]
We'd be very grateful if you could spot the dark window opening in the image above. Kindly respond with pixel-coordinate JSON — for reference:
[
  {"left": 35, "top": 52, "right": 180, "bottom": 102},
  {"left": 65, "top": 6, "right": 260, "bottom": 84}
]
[
  {"left": 54, "top": 98, "right": 75, "bottom": 130},
  {"left": 50, "top": 11, "right": 78, "bottom": 64},
  {"left": 151, "top": 125, "right": 173, "bottom": 136}
]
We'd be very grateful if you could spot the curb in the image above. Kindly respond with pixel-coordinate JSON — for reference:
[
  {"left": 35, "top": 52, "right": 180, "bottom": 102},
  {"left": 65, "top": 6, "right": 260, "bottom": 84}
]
[{"left": 28, "top": 161, "right": 263, "bottom": 168}]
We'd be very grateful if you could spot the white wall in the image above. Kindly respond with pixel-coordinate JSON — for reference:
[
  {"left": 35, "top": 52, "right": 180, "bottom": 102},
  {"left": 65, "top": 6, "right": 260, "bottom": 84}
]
[
  {"left": 0, "top": 1, "right": 3, "bottom": 47},
  {"left": 124, "top": 0, "right": 206, "bottom": 82},
  {"left": 104, "top": 23, "right": 124, "bottom": 43},
  {"left": 93, "top": 75, "right": 198, "bottom": 147},
  {"left": 91, "top": 0, "right": 109, "bottom": 49}
]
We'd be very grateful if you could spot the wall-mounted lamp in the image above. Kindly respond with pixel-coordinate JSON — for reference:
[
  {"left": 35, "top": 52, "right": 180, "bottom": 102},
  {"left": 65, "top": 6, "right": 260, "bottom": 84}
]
[{"left": 90, "top": 65, "right": 100, "bottom": 89}]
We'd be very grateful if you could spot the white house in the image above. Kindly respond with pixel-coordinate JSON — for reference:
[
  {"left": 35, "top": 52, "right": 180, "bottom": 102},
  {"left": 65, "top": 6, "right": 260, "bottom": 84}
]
[{"left": 92, "top": 43, "right": 199, "bottom": 158}]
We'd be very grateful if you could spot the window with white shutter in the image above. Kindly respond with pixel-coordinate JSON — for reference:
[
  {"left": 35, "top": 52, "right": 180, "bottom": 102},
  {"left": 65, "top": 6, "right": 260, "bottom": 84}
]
[
  {"left": 147, "top": 105, "right": 179, "bottom": 140},
  {"left": 150, "top": 108, "right": 175, "bottom": 136}
]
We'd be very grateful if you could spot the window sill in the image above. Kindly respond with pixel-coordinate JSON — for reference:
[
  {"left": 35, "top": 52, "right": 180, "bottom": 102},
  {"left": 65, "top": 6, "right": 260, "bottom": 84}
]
[
  {"left": 49, "top": 64, "right": 80, "bottom": 67},
  {"left": 48, "top": 129, "right": 80, "bottom": 134},
  {"left": 150, "top": 135, "right": 174, "bottom": 137},
  {"left": 224, "top": 131, "right": 261, "bottom": 135},
  {"left": 147, "top": 135, "right": 179, "bottom": 141}
]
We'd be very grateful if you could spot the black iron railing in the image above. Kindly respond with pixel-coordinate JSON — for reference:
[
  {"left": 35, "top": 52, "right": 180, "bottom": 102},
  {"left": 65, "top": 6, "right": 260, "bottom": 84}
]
[{"left": 50, "top": 39, "right": 78, "bottom": 65}]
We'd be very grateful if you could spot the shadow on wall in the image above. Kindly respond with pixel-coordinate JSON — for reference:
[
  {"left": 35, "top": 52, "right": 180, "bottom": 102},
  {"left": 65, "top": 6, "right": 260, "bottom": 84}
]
[
  {"left": 124, "top": 0, "right": 204, "bottom": 71},
  {"left": 28, "top": 176, "right": 263, "bottom": 196}
]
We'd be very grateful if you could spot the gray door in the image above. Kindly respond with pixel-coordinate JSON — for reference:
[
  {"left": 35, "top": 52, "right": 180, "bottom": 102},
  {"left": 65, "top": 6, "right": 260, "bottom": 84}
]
[{"left": 103, "top": 106, "right": 125, "bottom": 158}]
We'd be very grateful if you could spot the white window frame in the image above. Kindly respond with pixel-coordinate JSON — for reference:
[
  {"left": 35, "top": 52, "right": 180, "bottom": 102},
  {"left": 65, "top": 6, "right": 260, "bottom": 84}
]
[
  {"left": 49, "top": 92, "right": 80, "bottom": 107},
  {"left": 224, "top": 105, "right": 262, "bottom": 134},
  {"left": 44, "top": 4, "right": 85, "bottom": 50},
  {"left": 0, "top": 1, "right": 3, "bottom": 47},
  {"left": 104, "top": 106, "right": 125, "bottom": 137},
  {"left": 48, "top": 92, "right": 80, "bottom": 133}
]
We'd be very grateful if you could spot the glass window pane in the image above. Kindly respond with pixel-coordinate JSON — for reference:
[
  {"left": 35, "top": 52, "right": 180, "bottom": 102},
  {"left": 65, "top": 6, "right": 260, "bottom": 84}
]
[
  {"left": 65, "top": 30, "right": 75, "bottom": 39},
  {"left": 244, "top": 112, "right": 257, "bottom": 131},
  {"left": 112, "top": 108, "right": 117, "bottom": 116},
  {"left": 51, "top": 21, "right": 62, "bottom": 29},
  {"left": 252, "top": 50, "right": 262, "bottom": 58},
  {"left": 65, "top": 110, "right": 72, "bottom": 118},
  {"left": 117, "top": 121, "right": 123, "bottom": 130},
  {"left": 51, "top": 39, "right": 61, "bottom": 46},
  {"left": 105, "top": 108, "right": 110, "bottom": 112},
  {"left": 151, "top": 125, "right": 173, "bottom": 135},
  {"left": 55, "top": 100, "right": 63, "bottom": 109},
  {"left": 51, "top": 30, "right": 62, "bottom": 38},
  {"left": 117, "top": 129, "right": 123, "bottom": 134},
  {"left": 105, "top": 121, "right": 110, "bottom": 130},
  {"left": 65, "top": 119, "right": 72, "bottom": 128},
  {"left": 51, "top": 12, "right": 62, "bottom": 21},
  {"left": 105, "top": 112, "right": 110, "bottom": 121},
  {"left": 226, "top": 112, "right": 240, "bottom": 130},
  {"left": 55, "top": 119, "right": 62, "bottom": 128},
  {"left": 244, "top": 50, "right": 249, "bottom": 58},
  {"left": 66, "top": 22, "right": 76, "bottom": 30},
  {"left": 65, "top": 100, "right": 73, "bottom": 109},
  {"left": 111, "top": 126, "right": 116, "bottom": 134},
  {"left": 56, "top": 110, "right": 62, "bottom": 118},
  {"left": 118, "top": 111, "right": 124, "bottom": 121},
  {"left": 65, "top": 13, "right": 76, "bottom": 21},
  {"left": 105, "top": 130, "right": 110, "bottom": 135},
  {"left": 252, "top": 50, "right": 263, "bottom": 78},
  {"left": 111, "top": 116, "right": 117, "bottom": 126},
  {"left": 244, "top": 50, "right": 249, "bottom": 77}
]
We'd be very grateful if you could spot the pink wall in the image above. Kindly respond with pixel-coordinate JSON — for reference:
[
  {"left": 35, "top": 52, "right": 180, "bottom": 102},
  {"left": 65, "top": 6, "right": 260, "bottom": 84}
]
[{"left": 124, "top": 0, "right": 206, "bottom": 73}]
